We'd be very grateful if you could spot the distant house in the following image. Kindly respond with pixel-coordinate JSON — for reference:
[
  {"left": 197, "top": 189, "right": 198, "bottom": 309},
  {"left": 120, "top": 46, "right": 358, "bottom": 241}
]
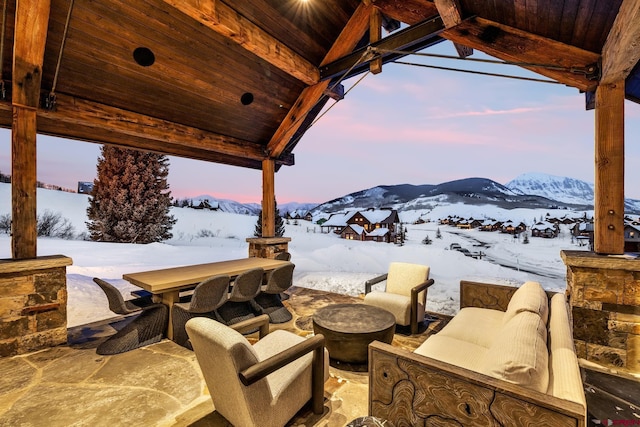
[
  {"left": 624, "top": 223, "right": 640, "bottom": 252},
  {"left": 287, "top": 209, "right": 311, "bottom": 221},
  {"left": 531, "top": 221, "right": 559, "bottom": 238},
  {"left": 480, "top": 220, "right": 502, "bottom": 231},
  {"left": 501, "top": 220, "right": 526, "bottom": 234},
  {"left": 320, "top": 212, "right": 352, "bottom": 234},
  {"left": 78, "top": 181, "right": 93, "bottom": 194},
  {"left": 340, "top": 224, "right": 366, "bottom": 240},
  {"left": 193, "top": 199, "right": 219, "bottom": 210}
]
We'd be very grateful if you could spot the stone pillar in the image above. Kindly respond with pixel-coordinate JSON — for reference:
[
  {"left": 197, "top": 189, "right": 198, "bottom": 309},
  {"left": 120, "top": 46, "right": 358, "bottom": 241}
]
[
  {"left": 0, "top": 255, "right": 72, "bottom": 357},
  {"left": 246, "top": 237, "right": 291, "bottom": 259},
  {"left": 561, "top": 250, "right": 640, "bottom": 373}
]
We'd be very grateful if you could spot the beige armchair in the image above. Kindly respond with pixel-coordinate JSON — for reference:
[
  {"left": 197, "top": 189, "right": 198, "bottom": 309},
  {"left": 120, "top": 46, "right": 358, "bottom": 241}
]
[
  {"left": 186, "top": 314, "right": 328, "bottom": 427},
  {"left": 363, "top": 262, "right": 434, "bottom": 334}
]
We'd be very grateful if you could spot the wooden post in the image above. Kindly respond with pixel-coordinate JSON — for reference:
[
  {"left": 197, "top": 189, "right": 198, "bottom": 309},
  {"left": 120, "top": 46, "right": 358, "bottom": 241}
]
[
  {"left": 261, "top": 159, "right": 275, "bottom": 238},
  {"left": 594, "top": 81, "right": 625, "bottom": 254},
  {"left": 11, "top": 0, "right": 51, "bottom": 259},
  {"left": 369, "top": 8, "right": 382, "bottom": 74}
]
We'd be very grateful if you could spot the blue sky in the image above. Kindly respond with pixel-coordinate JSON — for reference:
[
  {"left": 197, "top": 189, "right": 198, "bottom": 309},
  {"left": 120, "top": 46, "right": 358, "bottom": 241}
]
[{"left": 1, "top": 42, "right": 639, "bottom": 204}]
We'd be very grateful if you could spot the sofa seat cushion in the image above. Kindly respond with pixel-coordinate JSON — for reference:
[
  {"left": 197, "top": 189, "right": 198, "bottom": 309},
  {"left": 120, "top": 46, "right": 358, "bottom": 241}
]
[
  {"left": 547, "top": 293, "right": 587, "bottom": 407},
  {"left": 436, "top": 307, "right": 505, "bottom": 348},
  {"left": 503, "top": 281, "right": 549, "bottom": 326},
  {"left": 363, "top": 291, "right": 423, "bottom": 326},
  {"left": 414, "top": 335, "right": 487, "bottom": 372},
  {"left": 480, "top": 311, "right": 549, "bottom": 393}
]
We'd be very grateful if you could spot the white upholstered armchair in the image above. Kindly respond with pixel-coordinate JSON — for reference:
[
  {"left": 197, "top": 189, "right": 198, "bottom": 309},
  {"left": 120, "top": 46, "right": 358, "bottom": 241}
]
[
  {"left": 363, "top": 262, "right": 434, "bottom": 334},
  {"left": 186, "top": 314, "right": 328, "bottom": 427}
]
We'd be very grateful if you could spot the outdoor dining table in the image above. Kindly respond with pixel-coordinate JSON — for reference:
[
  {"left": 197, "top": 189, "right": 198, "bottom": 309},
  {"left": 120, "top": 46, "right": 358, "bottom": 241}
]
[{"left": 122, "top": 257, "right": 292, "bottom": 339}]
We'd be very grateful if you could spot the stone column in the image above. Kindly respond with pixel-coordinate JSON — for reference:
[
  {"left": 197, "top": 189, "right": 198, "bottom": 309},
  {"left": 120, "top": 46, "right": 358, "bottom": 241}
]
[
  {"left": 0, "top": 255, "right": 72, "bottom": 357},
  {"left": 561, "top": 250, "right": 640, "bottom": 373},
  {"left": 246, "top": 237, "right": 291, "bottom": 259}
]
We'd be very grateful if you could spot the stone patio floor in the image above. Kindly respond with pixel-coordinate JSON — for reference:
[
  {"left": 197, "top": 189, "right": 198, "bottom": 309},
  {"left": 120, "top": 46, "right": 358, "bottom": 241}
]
[
  {"left": 1, "top": 286, "right": 638, "bottom": 426},
  {"left": 0, "top": 287, "right": 447, "bottom": 427}
]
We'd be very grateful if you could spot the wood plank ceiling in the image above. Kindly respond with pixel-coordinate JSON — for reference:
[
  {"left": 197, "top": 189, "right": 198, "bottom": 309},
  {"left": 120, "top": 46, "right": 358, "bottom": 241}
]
[{"left": 1, "top": 0, "right": 638, "bottom": 171}]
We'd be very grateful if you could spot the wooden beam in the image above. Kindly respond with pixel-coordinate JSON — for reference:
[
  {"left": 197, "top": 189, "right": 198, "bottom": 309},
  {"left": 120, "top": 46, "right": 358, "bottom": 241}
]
[
  {"left": 434, "top": 0, "right": 473, "bottom": 58},
  {"left": 262, "top": 159, "right": 275, "bottom": 237},
  {"left": 161, "top": 0, "right": 319, "bottom": 86},
  {"left": 443, "top": 17, "right": 601, "bottom": 91},
  {"left": 594, "top": 81, "right": 625, "bottom": 255},
  {"left": 601, "top": 0, "right": 640, "bottom": 85},
  {"left": 12, "top": 0, "right": 51, "bottom": 259},
  {"left": 370, "top": 8, "right": 383, "bottom": 74},
  {"left": 371, "top": 0, "right": 439, "bottom": 25},
  {"left": 266, "top": 2, "right": 372, "bottom": 158},
  {"left": 32, "top": 94, "right": 289, "bottom": 164}
]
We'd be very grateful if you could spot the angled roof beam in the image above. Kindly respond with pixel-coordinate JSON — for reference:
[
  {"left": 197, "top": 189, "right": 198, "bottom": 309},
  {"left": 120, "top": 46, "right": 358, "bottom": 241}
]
[
  {"left": 161, "top": 0, "right": 319, "bottom": 86},
  {"left": 319, "top": 17, "right": 444, "bottom": 82},
  {"left": 601, "top": 0, "right": 640, "bottom": 85},
  {"left": 266, "top": 2, "right": 372, "bottom": 159},
  {"left": 442, "top": 17, "right": 601, "bottom": 91},
  {"left": 434, "top": 0, "right": 473, "bottom": 58},
  {"left": 370, "top": 0, "right": 439, "bottom": 25}
]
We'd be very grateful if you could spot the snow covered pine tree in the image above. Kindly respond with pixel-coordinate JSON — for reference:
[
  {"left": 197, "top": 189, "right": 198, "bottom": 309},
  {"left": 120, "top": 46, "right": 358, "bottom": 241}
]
[{"left": 86, "top": 146, "right": 176, "bottom": 243}]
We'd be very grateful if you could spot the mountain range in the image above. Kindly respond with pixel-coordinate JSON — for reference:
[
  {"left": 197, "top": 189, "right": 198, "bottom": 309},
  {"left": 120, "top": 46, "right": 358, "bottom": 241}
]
[{"left": 190, "top": 172, "right": 640, "bottom": 216}]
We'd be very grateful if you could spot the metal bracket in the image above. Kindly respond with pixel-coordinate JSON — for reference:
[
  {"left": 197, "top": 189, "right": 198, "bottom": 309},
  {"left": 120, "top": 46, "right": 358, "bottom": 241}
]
[
  {"left": 571, "top": 62, "right": 600, "bottom": 81},
  {"left": 43, "top": 92, "right": 57, "bottom": 111}
]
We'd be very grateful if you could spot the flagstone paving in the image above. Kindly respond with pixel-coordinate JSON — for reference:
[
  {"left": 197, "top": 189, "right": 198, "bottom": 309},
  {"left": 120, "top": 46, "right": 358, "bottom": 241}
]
[{"left": 0, "top": 287, "right": 445, "bottom": 426}]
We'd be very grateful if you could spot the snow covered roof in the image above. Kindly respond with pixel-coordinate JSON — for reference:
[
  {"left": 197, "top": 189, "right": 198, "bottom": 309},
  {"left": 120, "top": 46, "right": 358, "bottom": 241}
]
[
  {"left": 322, "top": 212, "right": 351, "bottom": 227},
  {"left": 358, "top": 209, "right": 394, "bottom": 224},
  {"left": 368, "top": 228, "right": 389, "bottom": 237},
  {"left": 345, "top": 224, "right": 365, "bottom": 234}
]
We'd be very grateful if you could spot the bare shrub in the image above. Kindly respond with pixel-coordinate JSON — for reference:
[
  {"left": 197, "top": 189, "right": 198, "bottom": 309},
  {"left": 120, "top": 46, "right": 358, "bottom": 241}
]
[
  {"left": 0, "top": 213, "right": 10, "bottom": 234},
  {"left": 37, "top": 210, "right": 76, "bottom": 239}
]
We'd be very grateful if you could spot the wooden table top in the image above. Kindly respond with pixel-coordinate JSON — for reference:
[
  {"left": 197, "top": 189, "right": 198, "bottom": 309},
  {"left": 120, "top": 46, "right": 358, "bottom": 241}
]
[
  {"left": 313, "top": 303, "right": 395, "bottom": 334},
  {"left": 123, "top": 257, "right": 291, "bottom": 293}
]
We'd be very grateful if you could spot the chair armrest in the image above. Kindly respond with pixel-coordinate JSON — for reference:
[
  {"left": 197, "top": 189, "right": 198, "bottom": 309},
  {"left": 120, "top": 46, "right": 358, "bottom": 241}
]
[
  {"left": 230, "top": 314, "right": 270, "bottom": 339},
  {"left": 410, "top": 279, "right": 435, "bottom": 334},
  {"left": 411, "top": 278, "right": 435, "bottom": 299},
  {"left": 239, "top": 334, "right": 326, "bottom": 414},
  {"left": 365, "top": 273, "right": 388, "bottom": 294},
  {"left": 239, "top": 333, "right": 325, "bottom": 385}
]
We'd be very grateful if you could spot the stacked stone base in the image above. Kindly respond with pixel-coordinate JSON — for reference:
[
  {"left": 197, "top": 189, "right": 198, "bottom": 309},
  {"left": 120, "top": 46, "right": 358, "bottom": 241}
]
[
  {"left": 561, "top": 250, "right": 640, "bottom": 373},
  {"left": 0, "top": 255, "right": 72, "bottom": 357},
  {"left": 246, "top": 237, "right": 291, "bottom": 259}
]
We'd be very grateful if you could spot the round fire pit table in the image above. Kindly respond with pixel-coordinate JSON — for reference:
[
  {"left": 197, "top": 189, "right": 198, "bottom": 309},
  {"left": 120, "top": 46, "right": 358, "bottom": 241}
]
[{"left": 312, "top": 303, "right": 395, "bottom": 364}]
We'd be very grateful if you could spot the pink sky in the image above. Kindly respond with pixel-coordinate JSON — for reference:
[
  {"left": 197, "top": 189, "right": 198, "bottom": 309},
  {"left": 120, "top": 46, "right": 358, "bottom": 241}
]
[{"left": 1, "top": 43, "right": 640, "bottom": 204}]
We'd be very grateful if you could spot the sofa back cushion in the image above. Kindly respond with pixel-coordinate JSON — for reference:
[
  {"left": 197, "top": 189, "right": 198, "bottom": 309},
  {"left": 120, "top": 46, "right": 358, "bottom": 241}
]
[
  {"left": 503, "top": 281, "right": 549, "bottom": 326},
  {"left": 547, "top": 293, "right": 587, "bottom": 408},
  {"left": 480, "top": 311, "right": 549, "bottom": 393}
]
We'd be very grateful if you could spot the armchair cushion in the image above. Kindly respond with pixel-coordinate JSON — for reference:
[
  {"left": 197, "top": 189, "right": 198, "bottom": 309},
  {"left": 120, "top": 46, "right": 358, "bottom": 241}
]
[
  {"left": 363, "top": 291, "right": 422, "bottom": 326},
  {"left": 385, "top": 262, "right": 430, "bottom": 297}
]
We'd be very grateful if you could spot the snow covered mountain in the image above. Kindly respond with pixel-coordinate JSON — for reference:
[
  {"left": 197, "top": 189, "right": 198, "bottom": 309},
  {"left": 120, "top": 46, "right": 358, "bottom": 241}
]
[
  {"left": 505, "top": 173, "right": 595, "bottom": 205},
  {"left": 310, "top": 177, "right": 588, "bottom": 216},
  {"left": 506, "top": 172, "right": 640, "bottom": 212}
]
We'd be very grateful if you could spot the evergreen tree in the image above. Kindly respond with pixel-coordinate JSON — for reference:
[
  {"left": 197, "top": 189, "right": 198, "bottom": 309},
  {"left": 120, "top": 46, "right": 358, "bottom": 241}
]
[
  {"left": 254, "top": 200, "right": 286, "bottom": 237},
  {"left": 436, "top": 228, "right": 442, "bottom": 239},
  {"left": 522, "top": 233, "right": 530, "bottom": 244},
  {"left": 86, "top": 146, "right": 176, "bottom": 243},
  {"left": 422, "top": 235, "right": 432, "bottom": 245}
]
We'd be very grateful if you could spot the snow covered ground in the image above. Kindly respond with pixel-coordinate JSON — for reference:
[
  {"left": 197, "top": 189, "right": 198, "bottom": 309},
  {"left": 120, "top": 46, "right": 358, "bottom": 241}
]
[{"left": 0, "top": 184, "right": 588, "bottom": 327}]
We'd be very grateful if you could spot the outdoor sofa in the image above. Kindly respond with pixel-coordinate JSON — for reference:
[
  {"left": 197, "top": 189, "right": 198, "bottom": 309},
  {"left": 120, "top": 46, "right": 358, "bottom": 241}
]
[{"left": 369, "top": 280, "right": 587, "bottom": 426}]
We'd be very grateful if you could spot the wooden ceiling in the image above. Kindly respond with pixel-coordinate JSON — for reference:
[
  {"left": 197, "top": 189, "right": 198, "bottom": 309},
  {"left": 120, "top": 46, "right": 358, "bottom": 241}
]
[{"left": 2, "top": 0, "right": 640, "bottom": 170}]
